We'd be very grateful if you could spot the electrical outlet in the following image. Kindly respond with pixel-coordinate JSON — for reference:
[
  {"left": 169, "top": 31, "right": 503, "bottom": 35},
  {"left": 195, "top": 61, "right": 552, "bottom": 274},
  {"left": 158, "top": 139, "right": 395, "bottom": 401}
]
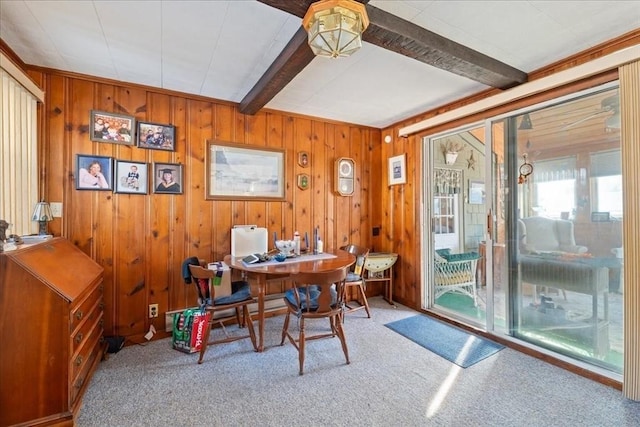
[{"left": 149, "top": 303, "right": 159, "bottom": 318}]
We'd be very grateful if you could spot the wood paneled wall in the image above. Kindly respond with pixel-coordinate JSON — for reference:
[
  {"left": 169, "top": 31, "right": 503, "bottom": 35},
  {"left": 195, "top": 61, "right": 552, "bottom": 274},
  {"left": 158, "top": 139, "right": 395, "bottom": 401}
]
[{"left": 26, "top": 69, "right": 379, "bottom": 341}]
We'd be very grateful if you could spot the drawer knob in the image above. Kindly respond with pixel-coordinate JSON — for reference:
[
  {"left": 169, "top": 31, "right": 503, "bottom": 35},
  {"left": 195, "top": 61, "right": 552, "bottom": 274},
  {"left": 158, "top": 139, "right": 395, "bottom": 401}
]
[
  {"left": 76, "top": 310, "right": 84, "bottom": 320},
  {"left": 75, "top": 332, "right": 84, "bottom": 344},
  {"left": 75, "top": 355, "right": 83, "bottom": 366}
]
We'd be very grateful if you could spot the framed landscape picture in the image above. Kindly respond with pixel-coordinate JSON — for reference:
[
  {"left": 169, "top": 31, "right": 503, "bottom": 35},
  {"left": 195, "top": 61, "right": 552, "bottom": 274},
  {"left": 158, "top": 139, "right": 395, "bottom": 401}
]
[
  {"left": 206, "top": 140, "right": 285, "bottom": 201},
  {"left": 76, "top": 154, "right": 113, "bottom": 191},
  {"left": 115, "top": 160, "right": 148, "bottom": 194},
  {"left": 137, "top": 121, "right": 176, "bottom": 151},
  {"left": 90, "top": 110, "right": 135, "bottom": 145}
]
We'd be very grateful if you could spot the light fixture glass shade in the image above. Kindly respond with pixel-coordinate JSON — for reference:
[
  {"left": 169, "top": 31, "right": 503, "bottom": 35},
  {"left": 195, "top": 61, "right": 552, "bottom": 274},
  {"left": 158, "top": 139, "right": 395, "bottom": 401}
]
[
  {"left": 32, "top": 201, "right": 53, "bottom": 235},
  {"left": 302, "top": 0, "right": 369, "bottom": 58},
  {"left": 518, "top": 113, "right": 533, "bottom": 130}
]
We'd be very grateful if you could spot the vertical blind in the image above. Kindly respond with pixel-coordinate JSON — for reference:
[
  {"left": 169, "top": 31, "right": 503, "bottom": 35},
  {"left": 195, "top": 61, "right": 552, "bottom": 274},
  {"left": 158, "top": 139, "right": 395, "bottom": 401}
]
[{"left": 0, "top": 68, "right": 39, "bottom": 236}]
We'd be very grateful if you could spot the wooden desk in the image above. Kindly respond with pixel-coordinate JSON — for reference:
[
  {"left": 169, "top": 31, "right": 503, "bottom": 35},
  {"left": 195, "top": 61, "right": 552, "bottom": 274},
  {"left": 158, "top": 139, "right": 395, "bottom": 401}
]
[{"left": 224, "top": 250, "right": 355, "bottom": 351}]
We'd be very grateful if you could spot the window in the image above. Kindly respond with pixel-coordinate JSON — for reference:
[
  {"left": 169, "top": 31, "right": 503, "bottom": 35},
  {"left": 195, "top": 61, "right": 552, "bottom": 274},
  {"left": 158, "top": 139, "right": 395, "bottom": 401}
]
[{"left": 594, "top": 175, "right": 623, "bottom": 218}]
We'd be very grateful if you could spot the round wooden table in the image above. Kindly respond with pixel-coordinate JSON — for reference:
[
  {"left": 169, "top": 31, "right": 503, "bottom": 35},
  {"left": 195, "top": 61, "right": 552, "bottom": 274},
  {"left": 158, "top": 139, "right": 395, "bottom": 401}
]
[{"left": 224, "top": 250, "right": 355, "bottom": 351}]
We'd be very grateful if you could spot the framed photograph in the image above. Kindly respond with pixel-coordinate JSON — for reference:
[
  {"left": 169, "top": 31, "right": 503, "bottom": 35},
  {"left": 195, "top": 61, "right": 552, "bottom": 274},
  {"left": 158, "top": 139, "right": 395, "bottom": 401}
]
[
  {"left": 90, "top": 110, "right": 135, "bottom": 144},
  {"left": 76, "top": 154, "right": 113, "bottom": 191},
  {"left": 115, "top": 160, "right": 148, "bottom": 194},
  {"left": 298, "top": 151, "right": 310, "bottom": 168},
  {"left": 137, "top": 121, "right": 176, "bottom": 151},
  {"left": 388, "top": 153, "right": 406, "bottom": 186},
  {"left": 469, "top": 180, "right": 485, "bottom": 205},
  {"left": 206, "top": 140, "right": 285, "bottom": 201},
  {"left": 153, "top": 162, "right": 183, "bottom": 194}
]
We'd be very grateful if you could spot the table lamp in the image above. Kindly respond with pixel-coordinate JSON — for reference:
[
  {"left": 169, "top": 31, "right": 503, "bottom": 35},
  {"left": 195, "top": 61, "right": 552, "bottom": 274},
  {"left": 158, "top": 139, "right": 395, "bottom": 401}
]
[{"left": 32, "top": 201, "right": 53, "bottom": 235}]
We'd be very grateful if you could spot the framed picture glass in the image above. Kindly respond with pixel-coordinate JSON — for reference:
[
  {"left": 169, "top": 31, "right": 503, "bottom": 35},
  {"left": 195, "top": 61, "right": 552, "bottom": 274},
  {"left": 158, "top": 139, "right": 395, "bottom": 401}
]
[
  {"left": 153, "top": 162, "right": 183, "bottom": 194},
  {"left": 115, "top": 160, "right": 148, "bottom": 194},
  {"left": 206, "top": 140, "right": 285, "bottom": 201},
  {"left": 90, "top": 110, "right": 135, "bottom": 145},
  {"left": 137, "top": 121, "right": 176, "bottom": 151},
  {"left": 469, "top": 180, "right": 485, "bottom": 204},
  {"left": 388, "top": 153, "right": 406, "bottom": 186},
  {"left": 76, "top": 154, "right": 113, "bottom": 190}
]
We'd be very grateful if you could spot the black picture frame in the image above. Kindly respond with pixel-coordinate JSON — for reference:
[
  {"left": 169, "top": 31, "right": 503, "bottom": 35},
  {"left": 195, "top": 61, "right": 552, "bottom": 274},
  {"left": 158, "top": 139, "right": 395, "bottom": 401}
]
[
  {"left": 114, "top": 160, "right": 149, "bottom": 194},
  {"left": 76, "top": 154, "right": 113, "bottom": 191},
  {"left": 153, "top": 162, "right": 183, "bottom": 194},
  {"left": 90, "top": 110, "right": 135, "bottom": 145},
  {"left": 137, "top": 121, "right": 176, "bottom": 151}
]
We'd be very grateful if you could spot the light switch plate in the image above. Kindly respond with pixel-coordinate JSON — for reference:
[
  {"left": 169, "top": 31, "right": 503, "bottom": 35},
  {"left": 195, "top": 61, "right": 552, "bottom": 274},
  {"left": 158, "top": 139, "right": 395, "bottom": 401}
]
[{"left": 50, "top": 202, "right": 63, "bottom": 218}]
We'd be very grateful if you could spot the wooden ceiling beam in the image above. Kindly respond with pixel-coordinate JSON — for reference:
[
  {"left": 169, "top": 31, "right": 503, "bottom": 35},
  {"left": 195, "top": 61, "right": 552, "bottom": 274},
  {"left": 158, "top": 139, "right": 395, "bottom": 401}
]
[
  {"left": 363, "top": 5, "right": 528, "bottom": 89},
  {"left": 244, "top": 0, "right": 527, "bottom": 116},
  {"left": 239, "top": 26, "right": 314, "bottom": 115}
]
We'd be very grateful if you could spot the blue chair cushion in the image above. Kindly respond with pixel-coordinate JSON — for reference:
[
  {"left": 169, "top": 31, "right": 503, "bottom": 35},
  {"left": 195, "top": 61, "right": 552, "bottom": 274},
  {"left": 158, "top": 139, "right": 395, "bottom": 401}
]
[
  {"left": 213, "top": 280, "right": 252, "bottom": 305},
  {"left": 285, "top": 285, "right": 337, "bottom": 311},
  {"left": 346, "top": 272, "right": 362, "bottom": 282},
  {"left": 443, "top": 251, "right": 480, "bottom": 262}
]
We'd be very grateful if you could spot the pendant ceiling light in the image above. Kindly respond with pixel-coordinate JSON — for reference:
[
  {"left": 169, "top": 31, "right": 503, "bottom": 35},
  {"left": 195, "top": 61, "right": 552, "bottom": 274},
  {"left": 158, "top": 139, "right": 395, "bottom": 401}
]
[{"left": 302, "top": 0, "right": 370, "bottom": 59}]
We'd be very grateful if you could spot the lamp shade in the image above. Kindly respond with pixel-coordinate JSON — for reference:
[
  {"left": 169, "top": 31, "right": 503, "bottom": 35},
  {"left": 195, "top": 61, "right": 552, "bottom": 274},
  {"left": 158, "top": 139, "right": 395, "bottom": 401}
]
[
  {"left": 302, "top": 0, "right": 369, "bottom": 58},
  {"left": 32, "top": 201, "right": 53, "bottom": 235},
  {"left": 32, "top": 202, "right": 53, "bottom": 222}
]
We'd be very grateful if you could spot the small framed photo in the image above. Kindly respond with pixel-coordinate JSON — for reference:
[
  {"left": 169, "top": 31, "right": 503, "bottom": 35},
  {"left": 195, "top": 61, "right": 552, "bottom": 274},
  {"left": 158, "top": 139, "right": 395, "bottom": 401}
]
[
  {"left": 591, "top": 211, "right": 610, "bottom": 222},
  {"left": 137, "top": 121, "right": 176, "bottom": 151},
  {"left": 76, "top": 154, "right": 113, "bottom": 191},
  {"left": 469, "top": 180, "right": 485, "bottom": 205},
  {"left": 388, "top": 153, "right": 406, "bottom": 186},
  {"left": 153, "top": 162, "right": 183, "bottom": 194},
  {"left": 115, "top": 160, "right": 148, "bottom": 194},
  {"left": 90, "top": 110, "right": 135, "bottom": 145},
  {"left": 298, "top": 151, "right": 310, "bottom": 168}
]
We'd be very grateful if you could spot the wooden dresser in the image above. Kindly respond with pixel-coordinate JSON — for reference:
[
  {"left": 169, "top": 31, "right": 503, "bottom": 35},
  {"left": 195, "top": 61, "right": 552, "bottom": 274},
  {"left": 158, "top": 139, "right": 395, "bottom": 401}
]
[{"left": 0, "top": 238, "right": 104, "bottom": 426}]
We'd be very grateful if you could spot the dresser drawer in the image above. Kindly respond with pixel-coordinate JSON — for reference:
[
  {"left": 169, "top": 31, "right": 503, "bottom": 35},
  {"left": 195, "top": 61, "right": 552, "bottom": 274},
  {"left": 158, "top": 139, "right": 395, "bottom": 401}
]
[
  {"left": 70, "top": 282, "right": 103, "bottom": 333},
  {"left": 70, "top": 332, "right": 102, "bottom": 406},
  {"left": 70, "top": 313, "right": 103, "bottom": 382},
  {"left": 71, "top": 301, "right": 104, "bottom": 354}
]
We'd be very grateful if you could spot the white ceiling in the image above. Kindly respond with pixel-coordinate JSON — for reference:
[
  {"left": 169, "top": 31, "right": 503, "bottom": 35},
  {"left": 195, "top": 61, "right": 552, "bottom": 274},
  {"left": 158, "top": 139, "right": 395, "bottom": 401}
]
[{"left": 1, "top": 1, "right": 638, "bottom": 128}]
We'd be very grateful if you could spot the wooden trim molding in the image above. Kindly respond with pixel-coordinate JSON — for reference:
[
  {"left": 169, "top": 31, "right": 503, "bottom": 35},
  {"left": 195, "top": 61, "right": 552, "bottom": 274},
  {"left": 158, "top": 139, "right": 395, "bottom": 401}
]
[
  {"left": 399, "top": 45, "right": 640, "bottom": 137},
  {"left": 0, "top": 51, "right": 44, "bottom": 102}
]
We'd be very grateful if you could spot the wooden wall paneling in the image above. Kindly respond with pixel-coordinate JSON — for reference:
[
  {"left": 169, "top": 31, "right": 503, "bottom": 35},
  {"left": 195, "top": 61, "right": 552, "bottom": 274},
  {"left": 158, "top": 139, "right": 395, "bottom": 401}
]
[
  {"left": 44, "top": 73, "right": 66, "bottom": 237},
  {"left": 245, "top": 113, "right": 270, "bottom": 231},
  {"left": 333, "top": 124, "right": 352, "bottom": 249},
  {"left": 292, "top": 117, "right": 313, "bottom": 242},
  {"left": 312, "top": 120, "right": 330, "bottom": 254},
  {"left": 113, "top": 85, "right": 149, "bottom": 338},
  {"left": 167, "top": 96, "right": 188, "bottom": 324},
  {"left": 404, "top": 136, "right": 420, "bottom": 306},
  {"left": 348, "top": 126, "right": 366, "bottom": 248},
  {"left": 370, "top": 129, "right": 384, "bottom": 253},
  {"left": 312, "top": 120, "right": 330, "bottom": 251},
  {"left": 265, "top": 112, "right": 285, "bottom": 251}
]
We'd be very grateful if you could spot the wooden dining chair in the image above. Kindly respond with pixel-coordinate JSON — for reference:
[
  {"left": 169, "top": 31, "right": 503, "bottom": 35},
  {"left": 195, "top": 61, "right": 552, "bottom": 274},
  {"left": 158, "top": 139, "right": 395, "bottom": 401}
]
[
  {"left": 280, "top": 266, "right": 350, "bottom": 375},
  {"left": 187, "top": 263, "right": 258, "bottom": 364},
  {"left": 340, "top": 244, "right": 371, "bottom": 319}
]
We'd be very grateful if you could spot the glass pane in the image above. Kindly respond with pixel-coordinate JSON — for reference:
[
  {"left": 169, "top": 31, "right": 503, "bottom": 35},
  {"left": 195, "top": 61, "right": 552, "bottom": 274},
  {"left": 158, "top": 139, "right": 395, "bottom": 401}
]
[{"left": 511, "top": 85, "right": 623, "bottom": 374}]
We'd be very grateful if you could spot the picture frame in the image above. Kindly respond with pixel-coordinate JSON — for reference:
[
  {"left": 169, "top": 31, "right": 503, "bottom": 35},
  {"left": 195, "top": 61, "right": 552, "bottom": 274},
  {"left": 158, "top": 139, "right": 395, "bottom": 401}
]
[
  {"left": 90, "top": 110, "right": 135, "bottom": 145},
  {"left": 76, "top": 154, "right": 113, "bottom": 191},
  {"left": 298, "top": 151, "right": 310, "bottom": 168},
  {"left": 469, "top": 180, "right": 485, "bottom": 205},
  {"left": 388, "top": 153, "right": 406, "bottom": 186},
  {"left": 115, "top": 160, "right": 148, "bottom": 194},
  {"left": 137, "top": 121, "right": 176, "bottom": 151},
  {"left": 153, "top": 162, "right": 183, "bottom": 194},
  {"left": 206, "top": 140, "right": 285, "bottom": 201}
]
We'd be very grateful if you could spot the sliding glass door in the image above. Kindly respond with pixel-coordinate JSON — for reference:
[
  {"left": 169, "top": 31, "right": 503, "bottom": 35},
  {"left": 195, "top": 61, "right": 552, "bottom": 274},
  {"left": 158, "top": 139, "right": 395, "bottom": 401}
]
[
  {"left": 505, "top": 83, "right": 623, "bottom": 373},
  {"left": 423, "top": 81, "right": 624, "bottom": 375}
]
